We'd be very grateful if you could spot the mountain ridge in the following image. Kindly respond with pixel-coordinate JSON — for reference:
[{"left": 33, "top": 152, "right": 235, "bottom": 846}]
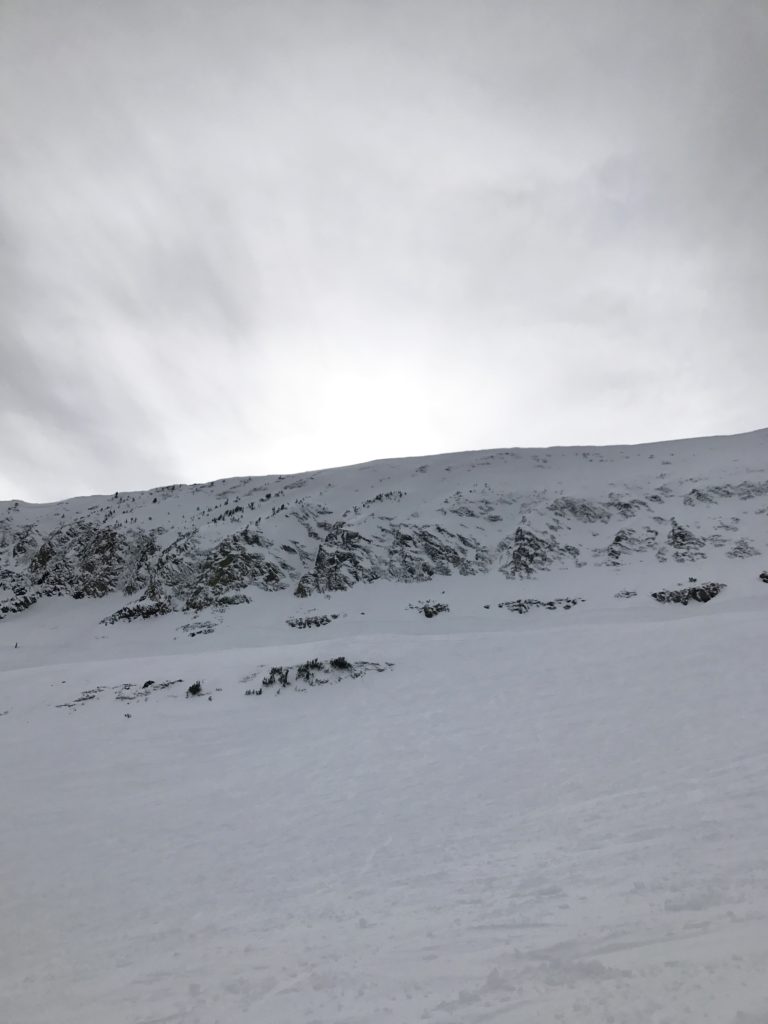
[{"left": 2, "top": 428, "right": 767, "bottom": 627}]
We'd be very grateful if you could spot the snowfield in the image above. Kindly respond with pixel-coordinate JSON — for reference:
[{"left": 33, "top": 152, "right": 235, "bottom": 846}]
[{"left": 2, "top": 431, "right": 768, "bottom": 1023}]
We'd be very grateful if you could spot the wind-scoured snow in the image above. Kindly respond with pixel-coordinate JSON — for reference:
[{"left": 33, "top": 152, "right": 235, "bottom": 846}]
[{"left": 2, "top": 430, "right": 768, "bottom": 1023}]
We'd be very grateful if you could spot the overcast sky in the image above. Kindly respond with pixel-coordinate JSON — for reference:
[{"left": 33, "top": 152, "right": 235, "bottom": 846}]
[{"left": 1, "top": 0, "right": 766, "bottom": 501}]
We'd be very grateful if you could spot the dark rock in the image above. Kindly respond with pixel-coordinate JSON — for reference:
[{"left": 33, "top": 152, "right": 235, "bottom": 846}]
[
  {"left": 651, "top": 582, "right": 725, "bottom": 605},
  {"left": 498, "top": 527, "right": 580, "bottom": 578}
]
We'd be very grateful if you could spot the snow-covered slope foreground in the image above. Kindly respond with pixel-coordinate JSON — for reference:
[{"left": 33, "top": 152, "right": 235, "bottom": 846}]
[{"left": 2, "top": 430, "right": 768, "bottom": 1023}]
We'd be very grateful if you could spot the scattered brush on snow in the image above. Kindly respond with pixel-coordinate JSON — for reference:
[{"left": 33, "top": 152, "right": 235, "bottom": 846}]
[
  {"left": 244, "top": 658, "right": 391, "bottom": 694},
  {"left": 651, "top": 582, "right": 726, "bottom": 605},
  {"left": 263, "top": 666, "right": 290, "bottom": 688},
  {"left": 410, "top": 601, "right": 450, "bottom": 618},
  {"left": 498, "top": 597, "right": 583, "bottom": 614},
  {"left": 294, "top": 659, "right": 325, "bottom": 684},
  {"left": 115, "top": 678, "right": 182, "bottom": 702},
  {"left": 58, "top": 677, "right": 189, "bottom": 711},
  {"left": 180, "top": 620, "right": 217, "bottom": 637},
  {"left": 56, "top": 687, "right": 106, "bottom": 710},
  {"left": 286, "top": 613, "right": 339, "bottom": 629},
  {"left": 614, "top": 589, "right": 638, "bottom": 599}
]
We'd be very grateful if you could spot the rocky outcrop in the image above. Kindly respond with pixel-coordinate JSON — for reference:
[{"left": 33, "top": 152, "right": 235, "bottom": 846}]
[
  {"left": 295, "top": 523, "right": 378, "bottom": 597},
  {"left": 387, "top": 524, "right": 490, "bottom": 581},
  {"left": 599, "top": 527, "right": 658, "bottom": 565},
  {"left": 684, "top": 480, "right": 768, "bottom": 504},
  {"left": 651, "top": 582, "right": 725, "bottom": 605},
  {"left": 498, "top": 527, "right": 580, "bottom": 578},
  {"left": 1, "top": 438, "right": 767, "bottom": 624},
  {"left": 664, "top": 520, "right": 707, "bottom": 563},
  {"left": 29, "top": 523, "right": 136, "bottom": 598},
  {"left": 726, "top": 539, "right": 761, "bottom": 559},
  {"left": 549, "top": 497, "right": 610, "bottom": 523},
  {"left": 185, "top": 533, "right": 288, "bottom": 609}
]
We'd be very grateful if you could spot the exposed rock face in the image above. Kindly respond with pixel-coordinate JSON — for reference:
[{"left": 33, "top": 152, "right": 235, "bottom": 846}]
[
  {"left": 387, "top": 524, "right": 489, "bottom": 582},
  {"left": 498, "top": 527, "right": 579, "bottom": 578},
  {"left": 600, "top": 527, "right": 659, "bottom": 565},
  {"left": 664, "top": 520, "right": 707, "bottom": 563},
  {"left": 295, "top": 523, "right": 378, "bottom": 597},
  {"left": 549, "top": 498, "right": 610, "bottom": 524},
  {"left": 726, "top": 539, "right": 761, "bottom": 559},
  {"left": 1, "top": 432, "right": 767, "bottom": 623},
  {"left": 29, "top": 523, "right": 137, "bottom": 598},
  {"left": 185, "top": 533, "right": 287, "bottom": 610}
]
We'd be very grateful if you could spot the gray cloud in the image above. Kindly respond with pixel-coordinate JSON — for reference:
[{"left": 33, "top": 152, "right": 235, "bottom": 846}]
[{"left": 1, "top": 0, "right": 766, "bottom": 500}]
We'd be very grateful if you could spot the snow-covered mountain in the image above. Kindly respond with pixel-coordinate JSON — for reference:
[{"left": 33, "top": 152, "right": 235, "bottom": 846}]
[
  {"left": 2, "top": 428, "right": 767, "bottom": 631},
  {"left": 3, "top": 429, "right": 768, "bottom": 1024}
]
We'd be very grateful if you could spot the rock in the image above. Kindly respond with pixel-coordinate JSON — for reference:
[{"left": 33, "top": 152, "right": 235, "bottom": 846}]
[
  {"left": 665, "top": 520, "right": 706, "bottom": 563},
  {"left": 498, "top": 526, "right": 579, "bottom": 578},
  {"left": 727, "top": 539, "right": 761, "bottom": 559},
  {"left": 651, "top": 582, "right": 726, "bottom": 605}
]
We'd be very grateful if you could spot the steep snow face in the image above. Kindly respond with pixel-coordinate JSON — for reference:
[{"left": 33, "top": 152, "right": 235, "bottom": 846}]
[
  {"left": 2, "top": 430, "right": 768, "bottom": 1024},
  {"left": 1, "top": 428, "right": 767, "bottom": 628}
]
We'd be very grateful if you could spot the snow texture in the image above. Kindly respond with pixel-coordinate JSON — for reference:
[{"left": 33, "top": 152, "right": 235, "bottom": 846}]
[{"left": 2, "top": 428, "right": 768, "bottom": 1023}]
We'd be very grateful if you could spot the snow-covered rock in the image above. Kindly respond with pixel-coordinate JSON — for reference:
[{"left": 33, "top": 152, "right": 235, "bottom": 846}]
[{"left": 2, "top": 428, "right": 766, "bottom": 626}]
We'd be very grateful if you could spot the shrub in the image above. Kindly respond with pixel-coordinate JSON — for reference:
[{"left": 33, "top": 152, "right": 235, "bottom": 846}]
[
  {"left": 286, "top": 614, "right": 338, "bottom": 629},
  {"left": 330, "top": 656, "right": 352, "bottom": 670},
  {"left": 186, "top": 681, "right": 203, "bottom": 697},
  {"left": 262, "top": 666, "right": 289, "bottom": 688},
  {"left": 411, "top": 601, "right": 450, "bottom": 618},
  {"left": 296, "top": 658, "right": 324, "bottom": 681}
]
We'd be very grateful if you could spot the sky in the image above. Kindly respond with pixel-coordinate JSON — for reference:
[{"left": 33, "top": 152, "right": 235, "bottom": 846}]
[{"left": 1, "top": 0, "right": 767, "bottom": 502}]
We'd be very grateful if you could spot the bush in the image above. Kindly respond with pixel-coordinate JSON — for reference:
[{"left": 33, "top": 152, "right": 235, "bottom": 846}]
[
  {"left": 296, "top": 658, "right": 324, "bottom": 681},
  {"left": 262, "top": 666, "right": 289, "bottom": 688},
  {"left": 286, "top": 614, "right": 338, "bottom": 629},
  {"left": 330, "top": 656, "right": 352, "bottom": 671},
  {"left": 186, "top": 681, "right": 203, "bottom": 697}
]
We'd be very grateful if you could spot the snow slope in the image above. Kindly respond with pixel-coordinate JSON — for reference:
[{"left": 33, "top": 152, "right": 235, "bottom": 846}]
[{"left": 2, "top": 430, "right": 768, "bottom": 1023}]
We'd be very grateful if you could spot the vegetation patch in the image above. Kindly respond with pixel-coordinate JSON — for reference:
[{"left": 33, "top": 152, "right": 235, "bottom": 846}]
[
  {"left": 410, "top": 601, "right": 450, "bottom": 618},
  {"left": 243, "top": 658, "right": 392, "bottom": 695},
  {"left": 498, "top": 597, "right": 583, "bottom": 614},
  {"left": 262, "top": 666, "right": 290, "bottom": 688},
  {"left": 286, "top": 613, "right": 339, "bottom": 629},
  {"left": 180, "top": 620, "right": 217, "bottom": 637}
]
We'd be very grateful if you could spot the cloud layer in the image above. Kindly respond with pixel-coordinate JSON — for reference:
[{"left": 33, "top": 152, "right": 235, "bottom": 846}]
[{"left": 2, "top": 0, "right": 767, "bottom": 500}]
